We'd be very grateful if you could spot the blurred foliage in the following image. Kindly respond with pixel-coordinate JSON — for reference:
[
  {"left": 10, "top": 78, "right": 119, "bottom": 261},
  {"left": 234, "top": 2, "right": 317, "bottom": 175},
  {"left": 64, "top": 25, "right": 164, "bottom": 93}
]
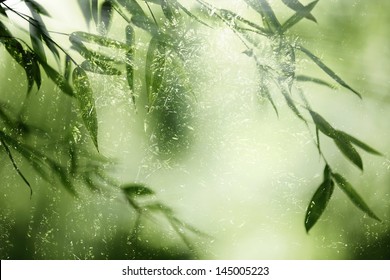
[{"left": 0, "top": 0, "right": 388, "bottom": 259}]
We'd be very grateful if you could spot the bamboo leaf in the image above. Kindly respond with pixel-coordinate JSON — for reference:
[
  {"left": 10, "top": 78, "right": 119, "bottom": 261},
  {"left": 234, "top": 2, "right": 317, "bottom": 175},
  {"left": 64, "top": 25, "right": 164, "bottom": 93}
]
[
  {"left": 332, "top": 173, "right": 381, "bottom": 221},
  {"left": 92, "top": 0, "right": 99, "bottom": 25},
  {"left": 281, "top": 0, "right": 319, "bottom": 32},
  {"left": 161, "top": 0, "right": 175, "bottom": 22},
  {"left": 70, "top": 31, "right": 129, "bottom": 50},
  {"left": 40, "top": 60, "right": 74, "bottom": 96},
  {"left": 309, "top": 110, "right": 336, "bottom": 138},
  {"left": 0, "top": 137, "right": 33, "bottom": 198},
  {"left": 122, "top": 183, "right": 155, "bottom": 197},
  {"left": 77, "top": 0, "right": 92, "bottom": 25},
  {"left": 80, "top": 60, "right": 121, "bottom": 75},
  {"left": 297, "top": 45, "right": 361, "bottom": 98},
  {"left": 295, "top": 75, "right": 336, "bottom": 89},
  {"left": 244, "top": 0, "right": 281, "bottom": 33},
  {"left": 125, "top": 24, "right": 136, "bottom": 107},
  {"left": 334, "top": 134, "right": 363, "bottom": 170},
  {"left": 305, "top": 179, "right": 334, "bottom": 233},
  {"left": 281, "top": 0, "right": 317, "bottom": 22},
  {"left": 100, "top": 0, "right": 114, "bottom": 34},
  {"left": 25, "top": 0, "right": 50, "bottom": 16},
  {"left": 72, "top": 67, "right": 99, "bottom": 150},
  {"left": 281, "top": 87, "right": 305, "bottom": 121},
  {"left": 131, "top": 14, "right": 158, "bottom": 35},
  {"left": 145, "top": 202, "right": 173, "bottom": 214},
  {"left": 145, "top": 36, "right": 158, "bottom": 105},
  {"left": 336, "top": 130, "right": 382, "bottom": 156},
  {"left": 64, "top": 55, "right": 72, "bottom": 81},
  {"left": 29, "top": 21, "right": 47, "bottom": 62}
]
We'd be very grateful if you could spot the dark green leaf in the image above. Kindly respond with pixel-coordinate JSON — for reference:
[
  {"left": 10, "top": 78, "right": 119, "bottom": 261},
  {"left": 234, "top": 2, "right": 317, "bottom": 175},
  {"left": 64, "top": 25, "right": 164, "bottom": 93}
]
[
  {"left": 122, "top": 183, "right": 155, "bottom": 197},
  {"left": 40, "top": 60, "right": 74, "bottom": 96},
  {"left": 309, "top": 110, "right": 336, "bottom": 138},
  {"left": 334, "top": 135, "right": 363, "bottom": 170},
  {"left": 72, "top": 67, "right": 99, "bottom": 150},
  {"left": 64, "top": 55, "right": 72, "bottom": 81},
  {"left": 116, "top": 0, "right": 148, "bottom": 19},
  {"left": 100, "top": 0, "right": 113, "bottom": 34},
  {"left": 125, "top": 25, "right": 136, "bottom": 107},
  {"left": 281, "top": 87, "right": 305, "bottom": 121},
  {"left": 0, "top": 4, "right": 7, "bottom": 17},
  {"left": 281, "top": 0, "right": 318, "bottom": 32},
  {"left": 281, "top": 0, "right": 317, "bottom": 22},
  {"left": 305, "top": 179, "right": 334, "bottom": 232},
  {"left": 295, "top": 75, "right": 336, "bottom": 89},
  {"left": 332, "top": 173, "right": 381, "bottom": 221},
  {"left": 0, "top": 137, "right": 33, "bottom": 198},
  {"left": 25, "top": 0, "right": 50, "bottom": 16},
  {"left": 131, "top": 14, "right": 158, "bottom": 35},
  {"left": 29, "top": 21, "right": 47, "bottom": 62},
  {"left": 336, "top": 130, "right": 382, "bottom": 156},
  {"left": 297, "top": 45, "right": 361, "bottom": 98}
]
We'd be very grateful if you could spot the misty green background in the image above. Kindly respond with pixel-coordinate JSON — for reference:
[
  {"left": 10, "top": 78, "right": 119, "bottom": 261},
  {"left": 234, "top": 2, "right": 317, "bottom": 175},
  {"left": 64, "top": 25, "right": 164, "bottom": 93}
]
[{"left": 1, "top": 0, "right": 389, "bottom": 259}]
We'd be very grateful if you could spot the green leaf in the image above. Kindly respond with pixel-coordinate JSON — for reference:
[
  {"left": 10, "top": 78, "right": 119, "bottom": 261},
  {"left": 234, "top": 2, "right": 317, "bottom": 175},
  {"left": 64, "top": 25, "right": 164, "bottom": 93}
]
[
  {"left": 309, "top": 110, "right": 336, "bottom": 138},
  {"left": 64, "top": 55, "right": 72, "bottom": 81},
  {"left": 281, "top": 0, "right": 319, "bottom": 32},
  {"left": 72, "top": 67, "right": 99, "bottom": 150},
  {"left": 25, "top": 0, "right": 50, "bottom": 16},
  {"left": 305, "top": 179, "right": 334, "bottom": 233},
  {"left": 280, "top": 87, "right": 305, "bottom": 121},
  {"left": 281, "top": 0, "right": 317, "bottom": 22},
  {"left": 92, "top": 0, "right": 99, "bottom": 25},
  {"left": 336, "top": 130, "right": 382, "bottom": 156},
  {"left": 40, "top": 60, "right": 74, "bottom": 96},
  {"left": 29, "top": 21, "right": 47, "bottom": 62},
  {"left": 77, "top": 0, "right": 92, "bottom": 25},
  {"left": 295, "top": 75, "right": 336, "bottom": 89},
  {"left": 244, "top": 0, "right": 281, "bottom": 33},
  {"left": 145, "top": 202, "right": 173, "bottom": 214},
  {"left": 70, "top": 31, "right": 129, "bottom": 50},
  {"left": 219, "top": 9, "right": 269, "bottom": 35},
  {"left": 80, "top": 60, "right": 121, "bottom": 75},
  {"left": 122, "top": 183, "right": 155, "bottom": 197},
  {"left": 334, "top": 135, "right": 363, "bottom": 170},
  {"left": 332, "top": 173, "right": 381, "bottom": 221},
  {"left": 0, "top": 4, "right": 7, "bottom": 17},
  {"left": 161, "top": 0, "right": 175, "bottom": 21},
  {"left": 125, "top": 25, "right": 136, "bottom": 107},
  {"left": 297, "top": 45, "right": 361, "bottom": 98},
  {"left": 0, "top": 136, "right": 33, "bottom": 198},
  {"left": 131, "top": 14, "right": 158, "bottom": 35},
  {"left": 145, "top": 36, "right": 158, "bottom": 105},
  {"left": 176, "top": 1, "right": 211, "bottom": 28},
  {"left": 100, "top": 0, "right": 114, "bottom": 34}
]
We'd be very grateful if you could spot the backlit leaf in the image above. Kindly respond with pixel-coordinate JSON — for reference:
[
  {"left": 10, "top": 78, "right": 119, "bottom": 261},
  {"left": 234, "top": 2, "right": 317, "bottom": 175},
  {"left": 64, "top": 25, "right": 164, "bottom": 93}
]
[
  {"left": 295, "top": 75, "right": 336, "bottom": 89},
  {"left": 297, "top": 45, "right": 361, "bottom": 98},
  {"left": 332, "top": 173, "right": 381, "bottom": 221},
  {"left": 244, "top": 0, "right": 281, "bottom": 33},
  {"left": 72, "top": 67, "right": 99, "bottom": 150},
  {"left": 125, "top": 25, "right": 136, "bottom": 107}
]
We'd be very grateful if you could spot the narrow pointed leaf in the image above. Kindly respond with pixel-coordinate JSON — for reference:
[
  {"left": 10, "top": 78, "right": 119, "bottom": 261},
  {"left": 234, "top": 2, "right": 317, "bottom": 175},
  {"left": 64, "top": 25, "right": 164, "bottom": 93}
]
[
  {"left": 332, "top": 173, "right": 381, "bottom": 221},
  {"left": 0, "top": 5, "right": 7, "bottom": 17},
  {"left": 309, "top": 110, "right": 336, "bottom": 138},
  {"left": 145, "top": 36, "right": 158, "bottom": 105},
  {"left": 80, "top": 60, "right": 121, "bottom": 75},
  {"left": 244, "top": 0, "right": 281, "bottom": 33},
  {"left": 122, "top": 183, "right": 155, "bottom": 197},
  {"left": 281, "top": 88, "right": 305, "bottom": 121},
  {"left": 219, "top": 9, "right": 269, "bottom": 35},
  {"left": 131, "top": 14, "right": 158, "bottom": 35},
  {"left": 176, "top": 2, "right": 211, "bottom": 28},
  {"left": 334, "top": 135, "right": 363, "bottom": 170},
  {"left": 25, "top": 0, "right": 50, "bottom": 16},
  {"left": 72, "top": 67, "right": 99, "bottom": 150},
  {"left": 281, "top": 0, "right": 318, "bottom": 32},
  {"left": 91, "top": 0, "right": 99, "bottom": 25},
  {"left": 295, "top": 75, "right": 336, "bottom": 89},
  {"left": 305, "top": 179, "right": 334, "bottom": 232},
  {"left": 77, "top": 0, "right": 92, "bottom": 25},
  {"left": 125, "top": 25, "right": 136, "bottom": 107},
  {"left": 70, "top": 31, "right": 129, "bottom": 50},
  {"left": 40, "top": 60, "right": 74, "bottom": 96},
  {"left": 100, "top": 0, "right": 113, "bottom": 33},
  {"left": 64, "top": 55, "right": 72, "bottom": 81},
  {"left": 29, "top": 21, "right": 46, "bottom": 62},
  {"left": 297, "top": 46, "right": 361, "bottom": 98},
  {"left": 336, "top": 130, "right": 382, "bottom": 156},
  {"left": 281, "top": 0, "right": 317, "bottom": 22}
]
